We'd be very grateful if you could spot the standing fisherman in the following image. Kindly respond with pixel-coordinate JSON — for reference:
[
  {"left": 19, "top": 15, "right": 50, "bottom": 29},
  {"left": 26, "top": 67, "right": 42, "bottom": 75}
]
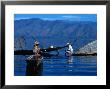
[
  {"left": 33, "top": 41, "right": 41, "bottom": 60},
  {"left": 26, "top": 41, "right": 41, "bottom": 76},
  {"left": 65, "top": 43, "right": 74, "bottom": 63},
  {"left": 66, "top": 43, "right": 73, "bottom": 56}
]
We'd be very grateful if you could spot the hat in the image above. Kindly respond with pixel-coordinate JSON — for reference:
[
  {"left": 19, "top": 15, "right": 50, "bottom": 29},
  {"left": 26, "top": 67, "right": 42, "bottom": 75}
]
[
  {"left": 34, "top": 41, "right": 39, "bottom": 45},
  {"left": 67, "top": 43, "right": 70, "bottom": 45}
]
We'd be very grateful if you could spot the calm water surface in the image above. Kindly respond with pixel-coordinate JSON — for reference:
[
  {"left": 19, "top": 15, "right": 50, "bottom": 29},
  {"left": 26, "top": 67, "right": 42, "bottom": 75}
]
[{"left": 14, "top": 55, "right": 97, "bottom": 76}]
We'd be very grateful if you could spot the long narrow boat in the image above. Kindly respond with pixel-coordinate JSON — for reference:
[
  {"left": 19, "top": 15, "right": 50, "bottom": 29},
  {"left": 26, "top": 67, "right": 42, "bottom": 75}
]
[{"left": 25, "top": 55, "right": 43, "bottom": 76}]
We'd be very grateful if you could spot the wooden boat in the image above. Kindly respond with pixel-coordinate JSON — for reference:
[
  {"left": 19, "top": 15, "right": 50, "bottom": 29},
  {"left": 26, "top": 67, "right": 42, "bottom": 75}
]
[{"left": 25, "top": 55, "right": 43, "bottom": 76}]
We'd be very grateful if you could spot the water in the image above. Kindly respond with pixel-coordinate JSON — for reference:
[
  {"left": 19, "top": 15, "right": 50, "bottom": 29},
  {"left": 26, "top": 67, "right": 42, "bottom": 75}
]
[{"left": 14, "top": 55, "right": 97, "bottom": 76}]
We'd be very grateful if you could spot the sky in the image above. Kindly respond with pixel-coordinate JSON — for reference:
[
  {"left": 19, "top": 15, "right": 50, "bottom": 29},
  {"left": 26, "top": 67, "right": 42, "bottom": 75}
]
[{"left": 14, "top": 14, "right": 97, "bottom": 22}]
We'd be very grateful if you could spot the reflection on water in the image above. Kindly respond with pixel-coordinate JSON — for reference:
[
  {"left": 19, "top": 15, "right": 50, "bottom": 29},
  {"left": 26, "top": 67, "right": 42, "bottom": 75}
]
[
  {"left": 68, "top": 56, "right": 73, "bottom": 64},
  {"left": 14, "top": 55, "right": 97, "bottom": 76}
]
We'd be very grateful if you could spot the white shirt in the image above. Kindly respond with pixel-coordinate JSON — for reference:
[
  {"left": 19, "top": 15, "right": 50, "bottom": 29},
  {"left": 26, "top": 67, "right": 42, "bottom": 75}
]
[{"left": 68, "top": 45, "right": 73, "bottom": 54}]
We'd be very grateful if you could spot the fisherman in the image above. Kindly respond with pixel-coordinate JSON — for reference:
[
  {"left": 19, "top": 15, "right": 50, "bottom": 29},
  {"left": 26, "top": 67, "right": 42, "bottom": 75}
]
[
  {"left": 66, "top": 43, "right": 73, "bottom": 56},
  {"left": 65, "top": 43, "right": 74, "bottom": 63},
  {"left": 33, "top": 41, "right": 41, "bottom": 60}
]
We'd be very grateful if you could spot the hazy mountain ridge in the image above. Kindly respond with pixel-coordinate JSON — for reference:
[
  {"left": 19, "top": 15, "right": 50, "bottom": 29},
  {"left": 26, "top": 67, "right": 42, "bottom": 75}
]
[{"left": 14, "top": 18, "right": 97, "bottom": 51}]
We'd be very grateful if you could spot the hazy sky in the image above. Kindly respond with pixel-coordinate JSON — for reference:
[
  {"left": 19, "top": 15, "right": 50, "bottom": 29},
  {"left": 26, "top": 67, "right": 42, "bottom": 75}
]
[{"left": 14, "top": 14, "right": 97, "bottom": 22}]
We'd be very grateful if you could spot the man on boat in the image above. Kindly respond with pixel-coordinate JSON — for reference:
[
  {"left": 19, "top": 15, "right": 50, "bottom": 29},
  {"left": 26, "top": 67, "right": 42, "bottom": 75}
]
[
  {"left": 33, "top": 41, "right": 41, "bottom": 60},
  {"left": 65, "top": 43, "right": 74, "bottom": 63},
  {"left": 66, "top": 43, "right": 73, "bottom": 56}
]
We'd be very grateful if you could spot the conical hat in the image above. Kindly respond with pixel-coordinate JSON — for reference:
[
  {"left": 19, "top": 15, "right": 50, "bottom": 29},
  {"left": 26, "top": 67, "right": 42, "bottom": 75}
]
[
  {"left": 34, "top": 41, "right": 39, "bottom": 45},
  {"left": 67, "top": 43, "right": 70, "bottom": 45}
]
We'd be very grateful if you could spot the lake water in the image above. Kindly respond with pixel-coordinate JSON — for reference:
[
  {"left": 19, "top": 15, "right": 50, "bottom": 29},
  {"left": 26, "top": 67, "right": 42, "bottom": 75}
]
[{"left": 14, "top": 55, "right": 97, "bottom": 76}]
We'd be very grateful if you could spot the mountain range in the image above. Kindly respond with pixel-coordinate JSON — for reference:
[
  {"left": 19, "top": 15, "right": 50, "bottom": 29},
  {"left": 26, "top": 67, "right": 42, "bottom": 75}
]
[{"left": 14, "top": 18, "right": 97, "bottom": 52}]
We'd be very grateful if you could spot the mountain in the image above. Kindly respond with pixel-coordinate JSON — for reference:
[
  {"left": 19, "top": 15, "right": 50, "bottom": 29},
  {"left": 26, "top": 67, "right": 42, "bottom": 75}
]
[
  {"left": 76, "top": 40, "right": 97, "bottom": 54},
  {"left": 14, "top": 18, "right": 97, "bottom": 52}
]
